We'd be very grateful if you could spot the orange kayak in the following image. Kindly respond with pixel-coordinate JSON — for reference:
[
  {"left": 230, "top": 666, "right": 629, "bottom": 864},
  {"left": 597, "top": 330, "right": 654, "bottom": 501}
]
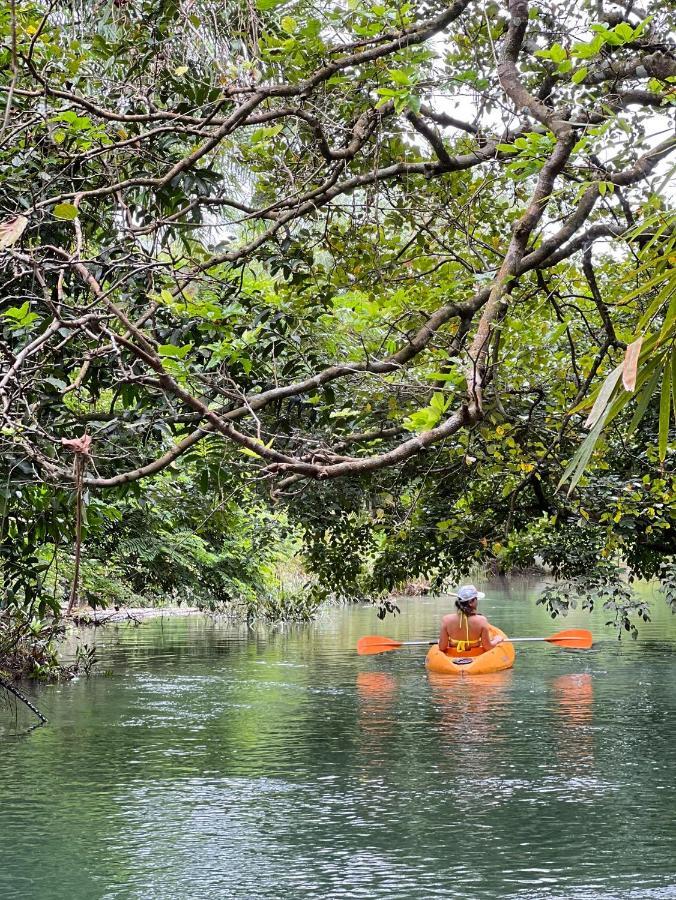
[{"left": 425, "top": 626, "right": 515, "bottom": 676}]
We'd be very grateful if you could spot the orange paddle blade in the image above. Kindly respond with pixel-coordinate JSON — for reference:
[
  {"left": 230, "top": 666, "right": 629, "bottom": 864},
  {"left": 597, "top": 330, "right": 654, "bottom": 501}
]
[
  {"left": 356, "top": 636, "right": 404, "bottom": 655},
  {"left": 544, "top": 628, "right": 593, "bottom": 649}
]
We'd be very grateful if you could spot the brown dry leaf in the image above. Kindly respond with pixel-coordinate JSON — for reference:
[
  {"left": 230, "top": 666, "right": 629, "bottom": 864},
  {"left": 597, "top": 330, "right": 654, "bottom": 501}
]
[
  {"left": 622, "top": 336, "right": 643, "bottom": 392},
  {"left": 0, "top": 215, "right": 28, "bottom": 250},
  {"left": 61, "top": 434, "right": 92, "bottom": 456}
]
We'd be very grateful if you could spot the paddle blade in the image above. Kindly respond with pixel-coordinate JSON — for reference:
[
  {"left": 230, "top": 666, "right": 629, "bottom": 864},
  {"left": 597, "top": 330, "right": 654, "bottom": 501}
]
[
  {"left": 356, "top": 636, "right": 403, "bottom": 656},
  {"left": 545, "top": 629, "right": 593, "bottom": 650}
]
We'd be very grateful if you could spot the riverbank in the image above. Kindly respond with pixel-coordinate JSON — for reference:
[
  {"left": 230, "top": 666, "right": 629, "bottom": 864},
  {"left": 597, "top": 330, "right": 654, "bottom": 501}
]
[
  {"left": 67, "top": 605, "right": 202, "bottom": 625},
  {"left": 1, "top": 606, "right": 205, "bottom": 684}
]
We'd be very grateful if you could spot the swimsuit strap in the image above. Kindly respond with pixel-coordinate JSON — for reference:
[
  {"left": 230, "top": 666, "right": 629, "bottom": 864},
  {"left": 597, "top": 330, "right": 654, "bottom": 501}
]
[{"left": 454, "top": 612, "right": 476, "bottom": 652}]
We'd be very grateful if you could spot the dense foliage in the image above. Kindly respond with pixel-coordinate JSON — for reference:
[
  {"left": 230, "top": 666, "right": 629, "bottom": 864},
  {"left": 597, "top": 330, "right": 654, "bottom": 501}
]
[{"left": 0, "top": 0, "right": 675, "bottom": 672}]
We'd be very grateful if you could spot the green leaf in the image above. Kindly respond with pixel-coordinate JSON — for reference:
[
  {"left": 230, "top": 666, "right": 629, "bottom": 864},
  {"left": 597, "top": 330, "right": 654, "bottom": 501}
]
[
  {"left": 590, "top": 25, "right": 623, "bottom": 45},
  {"left": 158, "top": 343, "right": 193, "bottom": 359},
  {"left": 430, "top": 392, "right": 448, "bottom": 413},
  {"left": 238, "top": 437, "right": 274, "bottom": 459},
  {"left": 250, "top": 124, "right": 284, "bottom": 144},
  {"left": 584, "top": 363, "right": 623, "bottom": 428},
  {"left": 2, "top": 301, "right": 39, "bottom": 329},
  {"left": 403, "top": 407, "right": 440, "bottom": 433},
  {"left": 2, "top": 301, "right": 30, "bottom": 320},
  {"left": 43, "top": 376, "right": 67, "bottom": 391},
  {"left": 631, "top": 15, "right": 653, "bottom": 40},
  {"left": 659, "top": 359, "right": 671, "bottom": 461},
  {"left": 671, "top": 346, "right": 676, "bottom": 426},
  {"left": 572, "top": 66, "right": 588, "bottom": 84},
  {"left": 388, "top": 69, "right": 411, "bottom": 86},
  {"left": 603, "top": 384, "right": 635, "bottom": 429},
  {"left": 427, "top": 372, "right": 460, "bottom": 382},
  {"left": 559, "top": 378, "right": 637, "bottom": 493},
  {"left": 658, "top": 286, "right": 676, "bottom": 343},
  {"left": 329, "top": 408, "right": 359, "bottom": 419},
  {"left": 571, "top": 35, "right": 604, "bottom": 59},
  {"left": 536, "top": 43, "right": 567, "bottom": 63},
  {"left": 550, "top": 43, "right": 568, "bottom": 63},
  {"left": 558, "top": 407, "right": 610, "bottom": 494},
  {"left": 614, "top": 22, "right": 634, "bottom": 41},
  {"left": 549, "top": 319, "right": 571, "bottom": 343},
  {"left": 405, "top": 94, "right": 421, "bottom": 114},
  {"left": 627, "top": 366, "right": 661, "bottom": 437},
  {"left": 635, "top": 275, "right": 676, "bottom": 330},
  {"left": 53, "top": 203, "right": 79, "bottom": 221},
  {"left": 376, "top": 87, "right": 401, "bottom": 98}
]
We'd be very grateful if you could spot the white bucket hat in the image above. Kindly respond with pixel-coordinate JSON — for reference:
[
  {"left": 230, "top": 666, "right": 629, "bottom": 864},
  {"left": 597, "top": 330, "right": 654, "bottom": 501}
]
[{"left": 456, "top": 584, "right": 485, "bottom": 602}]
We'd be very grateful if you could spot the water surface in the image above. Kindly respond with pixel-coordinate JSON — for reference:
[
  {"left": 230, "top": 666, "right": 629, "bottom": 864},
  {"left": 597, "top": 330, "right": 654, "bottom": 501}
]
[{"left": 2, "top": 578, "right": 676, "bottom": 899}]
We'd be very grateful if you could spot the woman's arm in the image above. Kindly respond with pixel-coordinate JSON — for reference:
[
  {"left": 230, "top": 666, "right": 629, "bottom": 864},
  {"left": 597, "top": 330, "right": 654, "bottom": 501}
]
[{"left": 481, "top": 622, "right": 504, "bottom": 651}]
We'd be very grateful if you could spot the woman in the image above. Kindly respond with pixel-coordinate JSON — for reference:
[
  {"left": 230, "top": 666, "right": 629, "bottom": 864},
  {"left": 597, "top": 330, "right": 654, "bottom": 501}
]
[{"left": 438, "top": 584, "right": 504, "bottom": 653}]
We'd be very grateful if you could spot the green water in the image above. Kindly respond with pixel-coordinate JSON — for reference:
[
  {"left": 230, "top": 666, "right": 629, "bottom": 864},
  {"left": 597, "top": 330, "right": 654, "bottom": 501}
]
[{"left": 2, "top": 578, "right": 676, "bottom": 899}]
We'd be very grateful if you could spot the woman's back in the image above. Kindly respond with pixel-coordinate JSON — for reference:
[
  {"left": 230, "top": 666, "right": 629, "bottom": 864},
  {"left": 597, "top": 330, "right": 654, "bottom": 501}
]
[
  {"left": 442, "top": 611, "right": 486, "bottom": 644},
  {"left": 438, "top": 585, "right": 504, "bottom": 654}
]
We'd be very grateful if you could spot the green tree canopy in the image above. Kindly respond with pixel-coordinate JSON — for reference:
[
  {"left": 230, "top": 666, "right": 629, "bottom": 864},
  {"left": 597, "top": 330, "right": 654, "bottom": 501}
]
[{"left": 1, "top": 0, "right": 675, "bottom": 623}]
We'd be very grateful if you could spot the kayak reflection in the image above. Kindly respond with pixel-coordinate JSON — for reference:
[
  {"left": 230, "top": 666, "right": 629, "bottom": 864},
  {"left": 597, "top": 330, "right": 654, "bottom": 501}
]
[
  {"left": 552, "top": 672, "right": 595, "bottom": 770},
  {"left": 355, "top": 671, "right": 398, "bottom": 781},
  {"left": 356, "top": 670, "right": 397, "bottom": 702},
  {"left": 427, "top": 670, "right": 513, "bottom": 765}
]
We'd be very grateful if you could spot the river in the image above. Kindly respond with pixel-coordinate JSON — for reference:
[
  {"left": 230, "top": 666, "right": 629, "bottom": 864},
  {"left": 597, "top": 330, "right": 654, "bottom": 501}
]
[{"left": 2, "top": 577, "right": 676, "bottom": 899}]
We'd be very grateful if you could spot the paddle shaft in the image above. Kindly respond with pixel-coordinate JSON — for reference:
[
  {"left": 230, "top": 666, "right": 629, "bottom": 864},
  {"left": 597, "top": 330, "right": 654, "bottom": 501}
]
[
  {"left": 393, "top": 640, "right": 436, "bottom": 647},
  {"left": 357, "top": 628, "right": 592, "bottom": 654},
  {"left": 392, "top": 636, "right": 581, "bottom": 645},
  {"left": 508, "top": 636, "right": 579, "bottom": 643}
]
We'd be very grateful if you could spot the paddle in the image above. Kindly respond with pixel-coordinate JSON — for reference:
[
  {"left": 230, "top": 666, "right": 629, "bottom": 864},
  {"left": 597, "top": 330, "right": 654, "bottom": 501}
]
[{"left": 356, "top": 628, "right": 593, "bottom": 656}]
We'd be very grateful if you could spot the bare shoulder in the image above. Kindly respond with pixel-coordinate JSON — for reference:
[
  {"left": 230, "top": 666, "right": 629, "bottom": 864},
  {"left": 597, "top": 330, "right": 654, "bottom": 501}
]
[
  {"left": 441, "top": 612, "right": 457, "bottom": 626},
  {"left": 474, "top": 614, "right": 490, "bottom": 626}
]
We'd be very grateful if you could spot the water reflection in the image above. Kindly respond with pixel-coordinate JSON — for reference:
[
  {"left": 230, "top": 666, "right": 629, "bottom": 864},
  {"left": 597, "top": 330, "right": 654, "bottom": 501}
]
[
  {"left": 427, "top": 671, "right": 512, "bottom": 792},
  {"left": 2, "top": 587, "right": 676, "bottom": 900},
  {"left": 552, "top": 673, "right": 595, "bottom": 771},
  {"left": 356, "top": 671, "right": 398, "bottom": 781},
  {"left": 356, "top": 670, "right": 397, "bottom": 703}
]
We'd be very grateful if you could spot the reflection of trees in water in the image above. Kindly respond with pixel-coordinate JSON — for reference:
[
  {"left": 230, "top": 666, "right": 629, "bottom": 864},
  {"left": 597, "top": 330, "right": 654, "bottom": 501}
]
[
  {"left": 552, "top": 673, "right": 594, "bottom": 771},
  {"left": 427, "top": 672, "right": 512, "bottom": 777}
]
